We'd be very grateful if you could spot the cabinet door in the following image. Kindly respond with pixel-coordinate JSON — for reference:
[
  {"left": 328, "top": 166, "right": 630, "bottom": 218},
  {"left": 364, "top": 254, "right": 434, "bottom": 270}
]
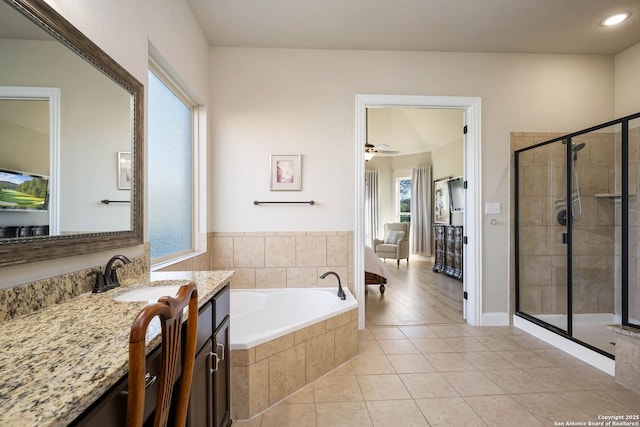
[
  {"left": 188, "top": 340, "right": 214, "bottom": 427},
  {"left": 213, "top": 318, "right": 231, "bottom": 427},
  {"left": 72, "top": 347, "right": 163, "bottom": 427},
  {"left": 70, "top": 378, "right": 127, "bottom": 427}
]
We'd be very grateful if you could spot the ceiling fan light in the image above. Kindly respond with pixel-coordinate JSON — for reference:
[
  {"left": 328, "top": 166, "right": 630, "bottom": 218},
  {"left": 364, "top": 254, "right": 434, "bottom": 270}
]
[{"left": 601, "top": 12, "right": 630, "bottom": 26}]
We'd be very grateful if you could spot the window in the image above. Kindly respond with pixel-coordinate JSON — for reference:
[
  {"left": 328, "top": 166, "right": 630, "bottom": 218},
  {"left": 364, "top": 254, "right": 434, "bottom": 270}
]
[
  {"left": 147, "top": 65, "right": 196, "bottom": 263},
  {"left": 397, "top": 177, "right": 411, "bottom": 223}
]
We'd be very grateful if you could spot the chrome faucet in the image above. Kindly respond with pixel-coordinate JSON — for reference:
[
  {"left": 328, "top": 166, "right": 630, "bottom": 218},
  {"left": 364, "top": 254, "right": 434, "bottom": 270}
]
[
  {"left": 320, "top": 271, "right": 346, "bottom": 300},
  {"left": 92, "top": 255, "right": 132, "bottom": 293}
]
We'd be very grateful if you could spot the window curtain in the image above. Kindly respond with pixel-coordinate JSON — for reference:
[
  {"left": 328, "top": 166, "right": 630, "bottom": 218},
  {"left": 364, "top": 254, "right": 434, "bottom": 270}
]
[
  {"left": 365, "top": 170, "right": 379, "bottom": 248},
  {"left": 411, "top": 166, "right": 432, "bottom": 255}
]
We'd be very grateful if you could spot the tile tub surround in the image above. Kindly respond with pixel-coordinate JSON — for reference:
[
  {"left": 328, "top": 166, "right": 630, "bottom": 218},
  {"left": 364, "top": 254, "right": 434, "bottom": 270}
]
[
  {"left": 211, "top": 231, "right": 353, "bottom": 291},
  {"left": 0, "top": 270, "right": 233, "bottom": 427},
  {"left": 231, "top": 307, "right": 359, "bottom": 420},
  {"left": 0, "top": 255, "right": 148, "bottom": 322}
]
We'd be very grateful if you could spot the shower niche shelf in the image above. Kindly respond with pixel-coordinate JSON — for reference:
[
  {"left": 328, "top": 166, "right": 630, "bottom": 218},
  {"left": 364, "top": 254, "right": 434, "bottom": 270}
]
[{"left": 594, "top": 193, "right": 638, "bottom": 198}]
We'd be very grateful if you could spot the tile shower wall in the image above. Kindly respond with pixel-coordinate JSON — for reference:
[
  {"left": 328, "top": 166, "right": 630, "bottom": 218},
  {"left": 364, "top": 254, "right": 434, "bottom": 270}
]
[
  {"left": 513, "top": 132, "right": 617, "bottom": 315},
  {"left": 210, "top": 232, "right": 353, "bottom": 290},
  {"left": 571, "top": 131, "right": 616, "bottom": 315}
]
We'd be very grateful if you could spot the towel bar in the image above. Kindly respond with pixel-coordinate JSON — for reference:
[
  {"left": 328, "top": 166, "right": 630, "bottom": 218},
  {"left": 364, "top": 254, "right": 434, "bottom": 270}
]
[{"left": 253, "top": 200, "right": 314, "bottom": 205}]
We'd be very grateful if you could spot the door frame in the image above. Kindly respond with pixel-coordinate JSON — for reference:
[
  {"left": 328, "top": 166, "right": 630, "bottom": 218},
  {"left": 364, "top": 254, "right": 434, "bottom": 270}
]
[
  {"left": 354, "top": 94, "right": 482, "bottom": 328},
  {"left": 0, "top": 86, "right": 60, "bottom": 234}
]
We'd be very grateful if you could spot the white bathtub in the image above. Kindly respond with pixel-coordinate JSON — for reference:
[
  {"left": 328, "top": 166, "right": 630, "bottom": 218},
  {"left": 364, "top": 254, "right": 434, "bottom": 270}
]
[{"left": 230, "top": 287, "right": 358, "bottom": 350}]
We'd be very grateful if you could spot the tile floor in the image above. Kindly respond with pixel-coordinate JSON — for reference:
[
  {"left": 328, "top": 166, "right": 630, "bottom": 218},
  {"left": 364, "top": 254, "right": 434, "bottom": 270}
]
[
  {"left": 233, "top": 323, "right": 640, "bottom": 426},
  {"left": 234, "top": 260, "right": 640, "bottom": 426}
]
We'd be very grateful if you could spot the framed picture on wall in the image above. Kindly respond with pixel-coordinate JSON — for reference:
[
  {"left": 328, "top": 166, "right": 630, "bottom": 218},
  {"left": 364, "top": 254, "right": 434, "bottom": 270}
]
[
  {"left": 270, "top": 154, "right": 301, "bottom": 191},
  {"left": 434, "top": 178, "right": 450, "bottom": 224},
  {"left": 118, "top": 151, "right": 131, "bottom": 190}
]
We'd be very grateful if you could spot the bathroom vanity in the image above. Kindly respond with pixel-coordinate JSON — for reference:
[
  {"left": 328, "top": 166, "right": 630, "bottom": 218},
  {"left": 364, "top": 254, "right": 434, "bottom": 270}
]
[{"left": 0, "top": 271, "right": 233, "bottom": 427}]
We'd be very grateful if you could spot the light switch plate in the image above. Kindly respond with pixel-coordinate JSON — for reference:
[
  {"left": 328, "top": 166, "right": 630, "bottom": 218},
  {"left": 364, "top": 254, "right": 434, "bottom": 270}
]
[{"left": 484, "top": 202, "right": 501, "bottom": 215}]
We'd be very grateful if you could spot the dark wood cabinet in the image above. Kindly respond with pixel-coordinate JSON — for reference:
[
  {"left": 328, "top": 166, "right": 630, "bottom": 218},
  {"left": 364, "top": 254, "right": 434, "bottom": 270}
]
[
  {"left": 213, "top": 317, "right": 231, "bottom": 427},
  {"left": 188, "top": 286, "right": 231, "bottom": 427},
  {"left": 433, "top": 225, "right": 463, "bottom": 280},
  {"left": 71, "top": 285, "right": 231, "bottom": 427},
  {"left": 189, "top": 339, "right": 215, "bottom": 426},
  {"left": 71, "top": 346, "right": 164, "bottom": 427}
]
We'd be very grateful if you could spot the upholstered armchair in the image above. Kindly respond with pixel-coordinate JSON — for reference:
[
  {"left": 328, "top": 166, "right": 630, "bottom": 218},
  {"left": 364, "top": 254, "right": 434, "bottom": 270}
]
[{"left": 373, "top": 222, "right": 410, "bottom": 266}]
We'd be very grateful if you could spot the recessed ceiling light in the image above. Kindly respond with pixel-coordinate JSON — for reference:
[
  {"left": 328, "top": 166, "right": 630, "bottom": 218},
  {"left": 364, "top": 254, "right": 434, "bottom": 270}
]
[{"left": 601, "top": 12, "right": 630, "bottom": 26}]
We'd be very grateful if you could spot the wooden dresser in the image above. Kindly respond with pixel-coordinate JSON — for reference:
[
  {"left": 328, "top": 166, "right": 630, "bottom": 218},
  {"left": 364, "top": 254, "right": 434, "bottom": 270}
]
[{"left": 433, "top": 224, "right": 463, "bottom": 280}]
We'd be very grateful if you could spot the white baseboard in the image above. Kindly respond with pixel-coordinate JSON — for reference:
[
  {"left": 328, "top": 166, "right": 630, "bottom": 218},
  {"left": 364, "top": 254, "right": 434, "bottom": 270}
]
[
  {"left": 513, "top": 315, "right": 615, "bottom": 376},
  {"left": 481, "top": 312, "right": 509, "bottom": 326}
]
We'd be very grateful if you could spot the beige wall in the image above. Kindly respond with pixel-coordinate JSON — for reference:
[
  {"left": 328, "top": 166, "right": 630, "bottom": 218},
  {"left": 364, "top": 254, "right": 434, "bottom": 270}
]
[
  {"left": 432, "top": 138, "right": 463, "bottom": 182},
  {"left": 210, "top": 48, "right": 615, "bottom": 314},
  {"left": 0, "top": 100, "right": 48, "bottom": 174},
  {"left": 615, "top": 42, "right": 640, "bottom": 118}
]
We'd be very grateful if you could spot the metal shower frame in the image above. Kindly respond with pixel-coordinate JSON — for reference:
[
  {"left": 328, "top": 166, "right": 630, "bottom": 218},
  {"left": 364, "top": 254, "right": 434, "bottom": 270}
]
[{"left": 514, "top": 111, "right": 640, "bottom": 358}]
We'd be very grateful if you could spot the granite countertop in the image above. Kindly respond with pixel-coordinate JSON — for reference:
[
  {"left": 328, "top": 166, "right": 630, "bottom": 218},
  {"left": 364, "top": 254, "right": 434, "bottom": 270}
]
[{"left": 0, "top": 270, "right": 234, "bottom": 427}]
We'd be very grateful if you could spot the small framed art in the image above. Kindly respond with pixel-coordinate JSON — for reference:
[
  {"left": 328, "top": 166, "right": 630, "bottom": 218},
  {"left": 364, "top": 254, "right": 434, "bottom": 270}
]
[
  {"left": 270, "top": 154, "right": 301, "bottom": 191},
  {"left": 433, "top": 178, "right": 450, "bottom": 224},
  {"left": 118, "top": 151, "right": 132, "bottom": 190}
]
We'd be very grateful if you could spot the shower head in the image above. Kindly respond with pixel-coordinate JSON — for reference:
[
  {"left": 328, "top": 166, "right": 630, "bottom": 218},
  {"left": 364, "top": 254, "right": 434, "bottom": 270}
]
[
  {"left": 572, "top": 142, "right": 585, "bottom": 160},
  {"left": 561, "top": 141, "right": 586, "bottom": 160}
]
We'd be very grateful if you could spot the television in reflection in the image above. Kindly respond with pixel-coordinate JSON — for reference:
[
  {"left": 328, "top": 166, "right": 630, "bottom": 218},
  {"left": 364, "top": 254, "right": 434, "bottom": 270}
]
[
  {"left": 448, "top": 177, "right": 465, "bottom": 212},
  {"left": 0, "top": 168, "right": 49, "bottom": 211}
]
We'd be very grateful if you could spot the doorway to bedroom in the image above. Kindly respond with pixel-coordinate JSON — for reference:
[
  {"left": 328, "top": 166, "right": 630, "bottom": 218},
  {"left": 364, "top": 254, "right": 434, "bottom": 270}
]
[
  {"left": 363, "top": 106, "right": 465, "bottom": 326},
  {"left": 354, "top": 94, "right": 482, "bottom": 329}
]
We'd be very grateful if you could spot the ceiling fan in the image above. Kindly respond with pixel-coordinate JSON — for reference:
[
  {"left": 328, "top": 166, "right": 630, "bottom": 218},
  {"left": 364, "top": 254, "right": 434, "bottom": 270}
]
[
  {"left": 365, "top": 143, "right": 399, "bottom": 155},
  {"left": 364, "top": 143, "right": 399, "bottom": 161}
]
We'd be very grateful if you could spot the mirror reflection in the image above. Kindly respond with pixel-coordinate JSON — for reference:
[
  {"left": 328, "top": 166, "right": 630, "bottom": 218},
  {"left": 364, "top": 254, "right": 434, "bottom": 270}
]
[{"left": 0, "top": 0, "right": 133, "bottom": 240}]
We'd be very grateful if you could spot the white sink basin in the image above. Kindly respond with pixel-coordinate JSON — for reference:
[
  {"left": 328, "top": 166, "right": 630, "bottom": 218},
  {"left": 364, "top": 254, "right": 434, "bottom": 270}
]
[{"left": 113, "top": 285, "right": 183, "bottom": 302}]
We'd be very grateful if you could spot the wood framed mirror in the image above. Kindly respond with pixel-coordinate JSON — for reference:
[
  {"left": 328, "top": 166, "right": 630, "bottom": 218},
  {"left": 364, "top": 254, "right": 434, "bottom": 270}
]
[{"left": 0, "top": 0, "right": 143, "bottom": 266}]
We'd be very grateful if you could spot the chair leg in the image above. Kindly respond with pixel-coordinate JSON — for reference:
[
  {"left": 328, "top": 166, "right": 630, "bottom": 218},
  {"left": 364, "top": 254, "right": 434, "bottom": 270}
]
[{"left": 397, "top": 259, "right": 400, "bottom": 267}]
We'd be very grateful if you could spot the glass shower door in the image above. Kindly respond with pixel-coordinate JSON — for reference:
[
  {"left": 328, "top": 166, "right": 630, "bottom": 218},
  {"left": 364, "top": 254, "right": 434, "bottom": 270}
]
[
  {"left": 567, "top": 126, "right": 620, "bottom": 355},
  {"left": 626, "top": 118, "right": 640, "bottom": 329},
  {"left": 516, "top": 113, "right": 640, "bottom": 357},
  {"left": 517, "top": 140, "right": 568, "bottom": 332}
]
